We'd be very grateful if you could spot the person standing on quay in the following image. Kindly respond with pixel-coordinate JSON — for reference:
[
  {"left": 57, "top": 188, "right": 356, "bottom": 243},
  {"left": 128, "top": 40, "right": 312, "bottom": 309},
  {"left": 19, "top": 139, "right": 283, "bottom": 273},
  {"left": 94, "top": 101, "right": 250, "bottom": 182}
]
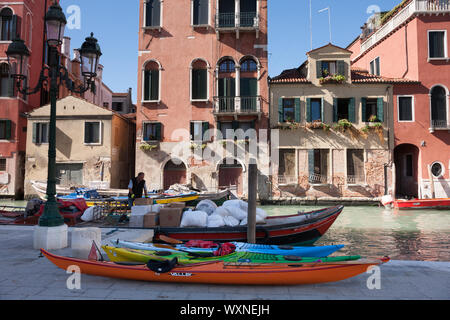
[{"left": 128, "top": 172, "right": 148, "bottom": 208}]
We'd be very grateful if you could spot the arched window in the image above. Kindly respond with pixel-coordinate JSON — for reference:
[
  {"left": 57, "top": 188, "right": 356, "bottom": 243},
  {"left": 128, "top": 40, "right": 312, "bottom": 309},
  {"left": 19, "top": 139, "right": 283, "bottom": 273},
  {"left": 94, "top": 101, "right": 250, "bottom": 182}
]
[
  {"left": 0, "top": 7, "right": 13, "bottom": 41},
  {"left": 143, "top": 61, "right": 160, "bottom": 102},
  {"left": 431, "top": 85, "right": 447, "bottom": 128},
  {"left": 0, "top": 63, "right": 12, "bottom": 97},
  {"left": 219, "top": 59, "right": 235, "bottom": 73},
  {"left": 240, "top": 58, "right": 257, "bottom": 73},
  {"left": 191, "top": 59, "right": 208, "bottom": 101}
]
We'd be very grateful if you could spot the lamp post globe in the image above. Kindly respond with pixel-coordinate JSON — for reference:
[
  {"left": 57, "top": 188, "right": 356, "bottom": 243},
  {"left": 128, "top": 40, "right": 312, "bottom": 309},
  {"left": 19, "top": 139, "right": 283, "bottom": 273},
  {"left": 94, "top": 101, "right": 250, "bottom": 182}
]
[
  {"left": 78, "top": 33, "right": 103, "bottom": 79},
  {"left": 5, "top": 38, "right": 30, "bottom": 79},
  {"left": 45, "top": 1, "right": 67, "bottom": 47}
]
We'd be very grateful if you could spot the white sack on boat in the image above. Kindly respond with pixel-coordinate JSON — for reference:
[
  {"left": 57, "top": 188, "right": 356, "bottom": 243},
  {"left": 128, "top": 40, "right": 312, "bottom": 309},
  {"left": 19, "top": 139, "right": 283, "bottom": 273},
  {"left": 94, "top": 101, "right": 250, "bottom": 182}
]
[
  {"left": 195, "top": 199, "right": 218, "bottom": 216},
  {"left": 80, "top": 206, "right": 95, "bottom": 222},
  {"left": 213, "top": 207, "right": 231, "bottom": 218},
  {"left": 223, "top": 215, "right": 240, "bottom": 227},
  {"left": 222, "top": 200, "right": 248, "bottom": 211},
  {"left": 224, "top": 206, "right": 247, "bottom": 222},
  {"left": 207, "top": 214, "right": 226, "bottom": 228},
  {"left": 256, "top": 208, "right": 268, "bottom": 220},
  {"left": 239, "top": 213, "right": 266, "bottom": 226},
  {"left": 180, "top": 210, "right": 208, "bottom": 228}
]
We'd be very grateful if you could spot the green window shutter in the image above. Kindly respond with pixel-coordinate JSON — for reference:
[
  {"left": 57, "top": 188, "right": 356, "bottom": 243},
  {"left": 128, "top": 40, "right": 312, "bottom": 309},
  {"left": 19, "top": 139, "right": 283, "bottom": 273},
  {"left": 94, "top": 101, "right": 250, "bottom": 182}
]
[
  {"left": 337, "top": 61, "right": 346, "bottom": 76},
  {"left": 316, "top": 61, "right": 322, "bottom": 78},
  {"left": 294, "top": 98, "right": 301, "bottom": 123},
  {"left": 348, "top": 98, "right": 356, "bottom": 123},
  {"left": 321, "top": 98, "right": 325, "bottom": 122},
  {"left": 202, "top": 121, "right": 210, "bottom": 141},
  {"left": 216, "top": 121, "right": 222, "bottom": 140},
  {"left": 32, "top": 123, "right": 37, "bottom": 143},
  {"left": 232, "top": 120, "right": 239, "bottom": 131},
  {"left": 190, "top": 122, "right": 195, "bottom": 140},
  {"left": 144, "top": 70, "right": 150, "bottom": 101},
  {"left": 240, "top": 78, "right": 250, "bottom": 96},
  {"left": 192, "top": 69, "right": 207, "bottom": 100},
  {"left": 308, "top": 150, "right": 315, "bottom": 176},
  {"left": 11, "top": 15, "right": 21, "bottom": 40},
  {"left": 278, "top": 98, "right": 284, "bottom": 123},
  {"left": 155, "top": 122, "right": 162, "bottom": 141},
  {"left": 5, "top": 120, "right": 11, "bottom": 140},
  {"left": 248, "top": 78, "right": 257, "bottom": 96},
  {"left": 333, "top": 98, "right": 338, "bottom": 122},
  {"left": 150, "top": 70, "right": 159, "bottom": 101},
  {"left": 377, "top": 98, "right": 384, "bottom": 122},
  {"left": 251, "top": 119, "right": 256, "bottom": 129},
  {"left": 361, "top": 98, "right": 367, "bottom": 122},
  {"left": 306, "top": 98, "right": 312, "bottom": 122}
]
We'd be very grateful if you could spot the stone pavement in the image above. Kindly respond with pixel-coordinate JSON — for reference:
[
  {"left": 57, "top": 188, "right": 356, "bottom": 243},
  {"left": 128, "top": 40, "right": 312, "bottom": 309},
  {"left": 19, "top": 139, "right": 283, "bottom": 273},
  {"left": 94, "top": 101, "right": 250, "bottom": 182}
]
[{"left": 0, "top": 225, "right": 449, "bottom": 300}]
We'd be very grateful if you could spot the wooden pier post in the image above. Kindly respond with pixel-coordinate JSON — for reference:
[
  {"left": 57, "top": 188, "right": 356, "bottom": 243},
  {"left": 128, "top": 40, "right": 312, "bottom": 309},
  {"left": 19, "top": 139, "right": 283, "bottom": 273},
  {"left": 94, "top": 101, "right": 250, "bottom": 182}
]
[{"left": 247, "top": 162, "right": 257, "bottom": 244}]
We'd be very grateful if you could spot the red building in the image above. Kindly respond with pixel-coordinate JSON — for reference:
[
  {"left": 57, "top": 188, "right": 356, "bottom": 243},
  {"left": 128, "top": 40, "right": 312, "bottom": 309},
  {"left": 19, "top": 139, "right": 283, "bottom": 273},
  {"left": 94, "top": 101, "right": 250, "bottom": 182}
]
[
  {"left": 0, "top": 0, "right": 51, "bottom": 198},
  {"left": 348, "top": 0, "right": 450, "bottom": 199}
]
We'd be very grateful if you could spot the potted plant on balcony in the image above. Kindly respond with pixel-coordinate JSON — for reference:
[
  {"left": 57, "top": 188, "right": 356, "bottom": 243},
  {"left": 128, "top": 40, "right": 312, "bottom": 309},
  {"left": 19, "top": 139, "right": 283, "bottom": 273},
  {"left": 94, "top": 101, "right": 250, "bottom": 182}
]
[
  {"left": 319, "top": 74, "right": 346, "bottom": 85},
  {"left": 306, "top": 120, "right": 331, "bottom": 132},
  {"left": 139, "top": 141, "right": 159, "bottom": 152},
  {"left": 361, "top": 117, "right": 384, "bottom": 142}
]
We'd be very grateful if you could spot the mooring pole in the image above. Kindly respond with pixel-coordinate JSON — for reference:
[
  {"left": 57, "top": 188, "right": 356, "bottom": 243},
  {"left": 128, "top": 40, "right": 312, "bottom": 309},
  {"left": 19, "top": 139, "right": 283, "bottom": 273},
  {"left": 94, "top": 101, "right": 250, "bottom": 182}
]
[{"left": 247, "top": 161, "right": 257, "bottom": 244}]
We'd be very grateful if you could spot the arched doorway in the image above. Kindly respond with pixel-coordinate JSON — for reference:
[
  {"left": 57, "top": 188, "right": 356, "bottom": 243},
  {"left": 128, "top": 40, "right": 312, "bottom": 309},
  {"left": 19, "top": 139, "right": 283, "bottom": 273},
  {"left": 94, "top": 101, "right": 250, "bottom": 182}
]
[
  {"left": 218, "top": 158, "right": 243, "bottom": 196},
  {"left": 394, "top": 144, "right": 419, "bottom": 198},
  {"left": 163, "top": 159, "right": 187, "bottom": 190}
]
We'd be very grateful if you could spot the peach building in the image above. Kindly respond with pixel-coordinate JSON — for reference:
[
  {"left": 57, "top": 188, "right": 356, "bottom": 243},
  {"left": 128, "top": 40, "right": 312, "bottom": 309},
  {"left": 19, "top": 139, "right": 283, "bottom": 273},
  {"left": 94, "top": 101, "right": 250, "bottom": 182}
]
[
  {"left": 135, "top": 0, "right": 270, "bottom": 198},
  {"left": 347, "top": 0, "right": 450, "bottom": 198}
]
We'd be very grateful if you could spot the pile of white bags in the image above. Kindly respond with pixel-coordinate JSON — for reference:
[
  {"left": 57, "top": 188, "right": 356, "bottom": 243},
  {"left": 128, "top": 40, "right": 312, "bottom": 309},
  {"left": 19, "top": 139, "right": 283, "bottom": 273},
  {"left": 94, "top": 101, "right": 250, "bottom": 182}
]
[{"left": 180, "top": 199, "right": 269, "bottom": 228}]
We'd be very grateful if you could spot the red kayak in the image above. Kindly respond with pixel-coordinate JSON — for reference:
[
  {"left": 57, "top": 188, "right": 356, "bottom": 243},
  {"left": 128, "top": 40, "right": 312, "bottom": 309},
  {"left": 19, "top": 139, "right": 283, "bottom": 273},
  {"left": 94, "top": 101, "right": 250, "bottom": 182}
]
[{"left": 154, "top": 205, "right": 344, "bottom": 246}]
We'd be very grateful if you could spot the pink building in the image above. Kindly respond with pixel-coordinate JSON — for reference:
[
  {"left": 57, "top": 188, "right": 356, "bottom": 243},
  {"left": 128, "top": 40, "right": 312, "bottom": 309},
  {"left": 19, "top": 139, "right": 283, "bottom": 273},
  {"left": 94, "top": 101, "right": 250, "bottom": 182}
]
[
  {"left": 135, "top": 0, "right": 270, "bottom": 198},
  {"left": 348, "top": 0, "right": 450, "bottom": 198}
]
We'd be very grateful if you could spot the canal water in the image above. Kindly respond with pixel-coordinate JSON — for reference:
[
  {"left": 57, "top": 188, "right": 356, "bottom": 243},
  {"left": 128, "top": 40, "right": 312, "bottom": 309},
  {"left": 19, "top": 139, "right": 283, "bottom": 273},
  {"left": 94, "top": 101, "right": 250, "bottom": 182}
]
[
  {"left": 2, "top": 200, "right": 449, "bottom": 262},
  {"left": 263, "top": 205, "right": 450, "bottom": 262}
]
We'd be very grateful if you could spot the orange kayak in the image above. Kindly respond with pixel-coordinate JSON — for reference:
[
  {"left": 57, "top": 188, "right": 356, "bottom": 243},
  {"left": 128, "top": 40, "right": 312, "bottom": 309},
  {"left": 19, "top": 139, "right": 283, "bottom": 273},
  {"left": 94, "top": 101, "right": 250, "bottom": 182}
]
[{"left": 41, "top": 249, "right": 390, "bottom": 285}]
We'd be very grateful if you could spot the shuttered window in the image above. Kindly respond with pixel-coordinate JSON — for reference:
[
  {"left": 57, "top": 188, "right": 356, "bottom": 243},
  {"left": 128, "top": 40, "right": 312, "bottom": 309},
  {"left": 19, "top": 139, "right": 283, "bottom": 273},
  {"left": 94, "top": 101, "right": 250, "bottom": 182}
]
[
  {"left": 143, "top": 122, "right": 162, "bottom": 141},
  {"left": 0, "top": 9, "right": 20, "bottom": 41},
  {"left": 428, "top": 31, "right": 446, "bottom": 59},
  {"left": 398, "top": 96, "right": 414, "bottom": 121},
  {"left": 144, "top": 69, "right": 159, "bottom": 101},
  {"left": 190, "top": 121, "right": 210, "bottom": 141},
  {"left": 84, "top": 122, "right": 101, "bottom": 144},
  {"left": 0, "top": 158, "right": 6, "bottom": 171},
  {"left": 32, "top": 122, "right": 49, "bottom": 144},
  {"left": 193, "top": 0, "right": 209, "bottom": 26},
  {"left": 0, "top": 120, "right": 12, "bottom": 140},
  {"left": 192, "top": 68, "right": 207, "bottom": 100},
  {"left": 0, "top": 63, "right": 14, "bottom": 98},
  {"left": 145, "top": 0, "right": 161, "bottom": 27},
  {"left": 334, "top": 98, "right": 355, "bottom": 123}
]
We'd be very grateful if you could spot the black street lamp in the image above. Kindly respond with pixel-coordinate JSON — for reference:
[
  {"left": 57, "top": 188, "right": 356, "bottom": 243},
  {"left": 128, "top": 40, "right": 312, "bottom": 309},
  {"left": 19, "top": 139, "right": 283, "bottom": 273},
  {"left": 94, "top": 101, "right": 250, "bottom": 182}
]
[{"left": 5, "top": 1, "right": 102, "bottom": 227}]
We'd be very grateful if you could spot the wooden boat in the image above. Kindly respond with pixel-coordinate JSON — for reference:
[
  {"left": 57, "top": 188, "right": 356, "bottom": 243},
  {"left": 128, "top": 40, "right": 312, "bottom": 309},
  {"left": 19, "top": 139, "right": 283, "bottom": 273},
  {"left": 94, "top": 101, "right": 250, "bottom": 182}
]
[
  {"left": 382, "top": 195, "right": 450, "bottom": 210},
  {"left": 41, "top": 249, "right": 389, "bottom": 285},
  {"left": 152, "top": 205, "right": 345, "bottom": 246},
  {"left": 185, "top": 189, "right": 231, "bottom": 206},
  {"left": 102, "top": 245, "right": 361, "bottom": 265},
  {"left": 113, "top": 239, "right": 345, "bottom": 257}
]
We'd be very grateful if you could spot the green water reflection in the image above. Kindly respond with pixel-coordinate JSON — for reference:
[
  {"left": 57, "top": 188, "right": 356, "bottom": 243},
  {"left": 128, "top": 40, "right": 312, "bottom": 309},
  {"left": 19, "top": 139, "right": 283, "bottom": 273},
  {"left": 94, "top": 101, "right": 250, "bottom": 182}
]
[{"left": 263, "top": 205, "right": 450, "bottom": 262}]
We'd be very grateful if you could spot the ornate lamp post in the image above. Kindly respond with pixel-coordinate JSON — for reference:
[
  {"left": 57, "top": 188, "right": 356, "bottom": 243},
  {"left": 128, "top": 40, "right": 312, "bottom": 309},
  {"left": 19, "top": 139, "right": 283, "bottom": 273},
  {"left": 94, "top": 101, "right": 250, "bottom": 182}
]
[{"left": 6, "top": 2, "right": 102, "bottom": 230}]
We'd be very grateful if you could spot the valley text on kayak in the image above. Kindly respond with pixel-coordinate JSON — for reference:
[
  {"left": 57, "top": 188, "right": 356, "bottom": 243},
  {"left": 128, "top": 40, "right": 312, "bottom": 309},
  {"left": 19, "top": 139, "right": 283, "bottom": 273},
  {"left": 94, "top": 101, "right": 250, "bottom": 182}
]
[{"left": 179, "top": 304, "right": 270, "bottom": 317}]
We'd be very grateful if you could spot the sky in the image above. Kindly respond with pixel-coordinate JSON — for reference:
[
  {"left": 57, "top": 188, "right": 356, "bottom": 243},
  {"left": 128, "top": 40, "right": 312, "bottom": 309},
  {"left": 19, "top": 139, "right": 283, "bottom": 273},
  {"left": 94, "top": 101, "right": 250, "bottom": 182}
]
[{"left": 60, "top": 0, "right": 402, "bottom": 103}]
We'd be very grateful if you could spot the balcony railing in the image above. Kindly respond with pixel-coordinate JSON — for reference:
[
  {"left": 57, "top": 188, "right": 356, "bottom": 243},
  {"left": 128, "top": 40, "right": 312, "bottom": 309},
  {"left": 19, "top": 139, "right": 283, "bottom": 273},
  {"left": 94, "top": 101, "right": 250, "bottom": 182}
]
[
  {"left": 431, "top": 119, "right": 450, "bottom": 129},
  {"left": 358, "top": 0, "right": 450, "bottom": 57},
  {"left": 215, "top": 12, "right": 259, "bottom": 29},
  {"left": 278, "top": 175, "right": 298, "bottom": 185},
  {"left": 347, "top": 175, "right": 366, "bottom": 185},
  {"left": 309, "top": 173, "right": 329, "bottom": 185},
  {"left": 214, "top": 96, "right": 261, "bottom": 114}
]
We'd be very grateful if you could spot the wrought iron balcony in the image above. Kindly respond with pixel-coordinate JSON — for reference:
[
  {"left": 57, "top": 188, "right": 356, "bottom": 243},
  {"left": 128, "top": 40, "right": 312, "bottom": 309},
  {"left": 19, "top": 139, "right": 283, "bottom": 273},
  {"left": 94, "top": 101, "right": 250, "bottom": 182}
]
[
  {"left": 347, "top": 175, "right": 366, "bottom": 185},
  {"left": 278, "top": 175, "right": 298, "bottom": 185},
  {"left": 309, "top": 173, "right": 329, "bottom": 185},
  {"left": 213, "top": 96, "right": 261, "bottom": 115},
  {"left": 215, "top": 12, "right": 259, "bottom": 30},
  {"left": 430, "top": 119, "right": 450, "bottom": 131}
]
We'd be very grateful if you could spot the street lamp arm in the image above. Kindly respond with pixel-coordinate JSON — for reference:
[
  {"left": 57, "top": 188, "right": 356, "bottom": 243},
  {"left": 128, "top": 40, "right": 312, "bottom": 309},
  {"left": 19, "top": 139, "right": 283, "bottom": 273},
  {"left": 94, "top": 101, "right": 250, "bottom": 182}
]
[
  {"left": 15, "top": 66, "right": 50, "bottom": 96},
  {"left": 58, "top": 65, "right": 94, "bottom": 95}
]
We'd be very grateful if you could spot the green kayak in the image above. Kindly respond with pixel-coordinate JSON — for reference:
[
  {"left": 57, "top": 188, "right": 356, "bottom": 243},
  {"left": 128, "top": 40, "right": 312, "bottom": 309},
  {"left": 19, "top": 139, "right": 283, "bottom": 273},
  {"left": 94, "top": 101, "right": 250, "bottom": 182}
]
[{"left": 102, "top": 246, "right": 362, "bottom": 265}]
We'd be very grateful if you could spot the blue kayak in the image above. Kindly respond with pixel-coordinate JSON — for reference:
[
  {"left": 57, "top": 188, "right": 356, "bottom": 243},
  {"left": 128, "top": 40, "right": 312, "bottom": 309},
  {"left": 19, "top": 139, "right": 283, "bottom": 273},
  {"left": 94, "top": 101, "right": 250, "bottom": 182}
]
[{"left": 113, "top": 239, "right": 344, "bottom": 257}]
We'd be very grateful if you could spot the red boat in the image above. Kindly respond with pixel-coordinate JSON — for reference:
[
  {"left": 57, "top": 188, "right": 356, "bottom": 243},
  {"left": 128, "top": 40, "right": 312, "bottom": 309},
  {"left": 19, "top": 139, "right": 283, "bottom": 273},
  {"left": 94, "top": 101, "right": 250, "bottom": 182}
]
[
  {"left": 153, "top": 205, "right": 344, "bottom": 246},
  {"left": 391, "top": 198, "right": 450, "bottom": 210}
]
